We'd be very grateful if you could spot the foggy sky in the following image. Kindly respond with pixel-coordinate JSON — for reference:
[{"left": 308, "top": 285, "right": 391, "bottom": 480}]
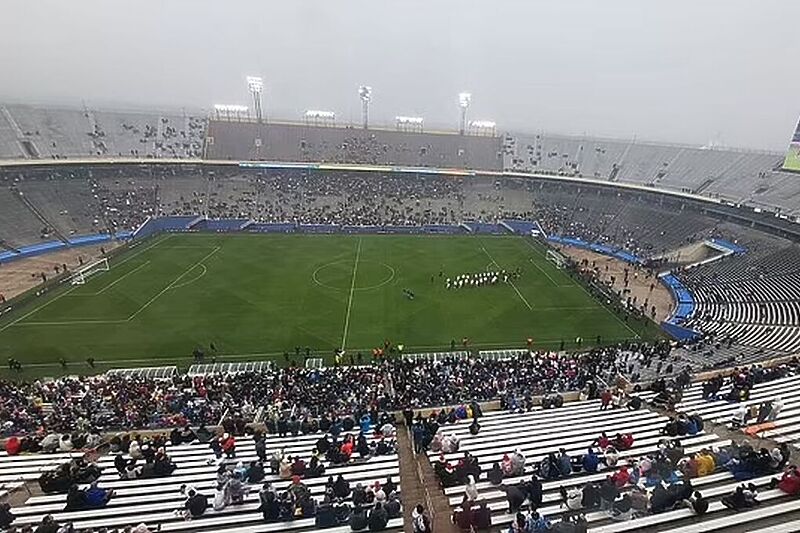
[{"left": 1, "top": 0, "right": 798, "bottom": 151}]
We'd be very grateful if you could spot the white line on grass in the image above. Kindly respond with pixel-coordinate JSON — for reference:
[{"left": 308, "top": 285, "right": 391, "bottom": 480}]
[
  {"left": 521, "top": 237, "right": 642, "bottom": 339},
  {"left": 94, "top": 261, "right": 151, "bottom": 295},
  {"left": 111, "top": 233, "right": 173, "bottom": 270},
  {"left": 480, "top": 244, "right": 533, "bottom": 310},
  {"left": 520, "top": 238, "right": 562, "bottom": 286},
  {"left": 0, "top": 285, "right": 79, "bottom": 333},
  {"left": 127, "top": 246, "right": 220, "bottom": 321},
  {"left": 340, "top": 237, "right": 362, "bottom": 350}
]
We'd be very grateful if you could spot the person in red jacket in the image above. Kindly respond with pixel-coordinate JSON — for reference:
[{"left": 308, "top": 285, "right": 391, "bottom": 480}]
[
  {"left": 220, "top": 434, "right": 236, "bottom": 459},
  {"left": 613, "top": 433, "right": 634, "bottom": 451},
  {"left": 611, "top": 466, "right": 631, "bottom": 488},
  {"left": 5, "top": 436, "right": 21, "bottom": 456},
  {"left": 772, "top": 466, "right": 800, "bottom": 495}
]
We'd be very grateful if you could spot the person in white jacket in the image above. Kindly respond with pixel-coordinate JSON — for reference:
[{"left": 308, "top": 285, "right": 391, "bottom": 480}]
[{"left": 465, "top": 474, "right": 479, "bottom": 501}]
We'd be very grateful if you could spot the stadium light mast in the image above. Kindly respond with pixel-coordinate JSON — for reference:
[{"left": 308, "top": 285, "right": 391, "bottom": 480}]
[
  {"left": 359, "top": 85, "right": 372, "bottom": 129},
  {"left": 247, "top": 76, "right": 264, "bottom": 123},
  {"left": 458, "top": 92, "right": 471, "bottom": 135}
]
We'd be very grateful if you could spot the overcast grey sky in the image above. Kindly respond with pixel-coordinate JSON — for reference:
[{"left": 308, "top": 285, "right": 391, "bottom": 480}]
[{"left": 1, "top": 0, "right": 798, "bottom": 150}]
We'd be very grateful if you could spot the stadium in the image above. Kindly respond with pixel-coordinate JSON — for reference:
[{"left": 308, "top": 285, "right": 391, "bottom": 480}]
[{"left": 2, "top": 3, "right": 800, "bottom": 533}]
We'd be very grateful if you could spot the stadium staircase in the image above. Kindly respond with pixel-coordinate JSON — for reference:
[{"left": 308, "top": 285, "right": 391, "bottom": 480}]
[
  {"left": 0, "top": 106, "right": 39, "bottom": 159},
  {"left": 12, "top": 188, "right": 70, "bottom": 243}
]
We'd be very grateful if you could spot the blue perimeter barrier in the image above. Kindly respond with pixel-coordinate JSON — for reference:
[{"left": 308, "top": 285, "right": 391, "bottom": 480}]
[
  {"left": 0, "top": 231, "right": 132, "bottom": 265},
  {"left": 545, "top": 234, "right": 701, "bottom": 341}
]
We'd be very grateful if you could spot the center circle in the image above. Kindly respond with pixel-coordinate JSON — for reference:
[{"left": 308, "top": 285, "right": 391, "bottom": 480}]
[{"left": 313, "top": 260, "right": 396, "bottom": 291}]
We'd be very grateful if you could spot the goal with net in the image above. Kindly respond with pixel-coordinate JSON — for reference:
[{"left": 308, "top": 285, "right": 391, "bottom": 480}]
[
  {"left": 546, "top": 249, "right": 568, "bottom": 269},
  {"left": 70, "top": 258, "right": 110, "bottom": 285}
]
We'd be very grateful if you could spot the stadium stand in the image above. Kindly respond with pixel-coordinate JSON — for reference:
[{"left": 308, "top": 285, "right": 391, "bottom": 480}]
[
  {"left": 432, "top": 389, "right": 800, "bottom": 532},
  {"left": 205, "top": 121, "right": 504, "bottom": 170},
  {"left": 2, "top": 105, "right": 205, "bottom": 160},
  {"left": 6, "top": 429, "right": 402, "bottom": 532},
  {"left": 680, "top": 238, "right": 800, "bottom": 354}
]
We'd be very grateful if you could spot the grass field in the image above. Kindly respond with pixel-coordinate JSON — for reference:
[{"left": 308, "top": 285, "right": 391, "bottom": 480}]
[{"left": 0, "top": 233, "right": 660, "bottom": 375}]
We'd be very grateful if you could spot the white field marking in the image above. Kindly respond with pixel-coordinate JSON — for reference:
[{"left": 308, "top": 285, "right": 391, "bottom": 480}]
[
  {"left": 13, "top": 319, "right": 128, "bottom": 326},
  {"left": 340, "top": 237, "right": 362, "bottom": 350},
  {"left": 520, "top": 237, "right": 640, "bottom": 337},
  {"left": 169, "top": 264, "right": 207, "bottom": 290},
  {"left": 0, "top": 285, "right": 79, "bottom": 333},
  {"left": 529, "top": 258, "right": 561, "bottom": 286},
  {"left": 93, "top": 261, "right": 151, "bottom": 295},
  {"left": 127, "top": 246, "right": 220, "bottom": 321},
  {"left": 480, "top": 244, "right": 533, "bottom": 310},
  {"left": 110, "top": 233, "right": 173, "bottom": 270},
  {"left": 0, "top": 236, "right": 171, "bottom": 331},
  {"left": 312, "top": 260, "right": 395, "bottom": 292},
  {"left": 7, "top": 334, "right": 645, "bottom": 369},
  {"left": 520, "top": 238, "right": 561, "bottom": 286}
]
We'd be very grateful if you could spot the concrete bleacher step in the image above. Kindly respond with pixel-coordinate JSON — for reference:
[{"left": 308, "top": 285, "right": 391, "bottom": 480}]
[
  {"left": 436, "top": 380, "right": 800, "bottom": 533},
  {"left": 8, "top": 427, "right": 403, "bottom": 533}
]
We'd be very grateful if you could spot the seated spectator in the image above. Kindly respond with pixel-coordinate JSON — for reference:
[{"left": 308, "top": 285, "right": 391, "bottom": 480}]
[
  {"left": 181, "top": 485, "right": 208, "bottom": 518},
  {"left": 683, "top": 490, "right": 708, "bottom": 515},
  {"left": 611, "top": 433, "right": 634, "bottom": 451},
  {"left": 509, "top": 449, "right": 526, "bottom": 476},
  {"left": 220, "top": 433, "right": 236, "bottom": 458},
  {"left": 0, "top": 502, "right": 14, "bottom": 529},
  {"left": 581, "top": 448, "right": 600, "bottom": 473},
  {"left": 350, "top": 506, "right": 369, "bottom": 531},
  {"left": 696, "top": 449, "right": 716, "bottom": 476},
  {"left": 721, "top": 483, "right": 759, "bottom": 511},
  {"left": 5, "top": 436, "right": 21, "bottom": 456},
  {"left": 368, "top": 501, "right": 389, "bottom": 531},
  {"left": 488, "top": 462, "right": 503, "bottom": 485},
  {"left": 385, "top": 491, "right": 401, "bottom": 519},
  {"left": 34, "top": 514, "right": 60, "bottom": 533},
  {"left": 609, "top": 493, "right": 632, "bottom": 521},
  {"left": 65, "top": 481, "right": 114, "bottom": 510},
  {"left": 522, "top": 474, "right": 543, "bottom": 509},
  {"left": 334, "top": 474, "right": 351, "bottom": 499},
  {"left": 771, "top": 465, "right": 800, "bottom": 495},
  {"left": 258, "top": 484, "right": 280, "bottom": 521},
  {"left": 557, "top": 449, "right": 572, "bottom": 477},
  {"left": 245, "top": 460, "right": 266, "bottom": 483},
  {"left": 442, "top": 432, "right": 460, "bottom": 454},
  {"left": 610, "top": 466, "right": 630, "bottom": 488}
]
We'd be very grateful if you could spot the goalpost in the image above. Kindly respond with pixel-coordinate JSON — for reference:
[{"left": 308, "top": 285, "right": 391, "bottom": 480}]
[
  {"left": 70, "top": 258, "right": 110, "bottom": 285},
  {"left": 546, "top": 249, "right": 568, "bottom": 270}
]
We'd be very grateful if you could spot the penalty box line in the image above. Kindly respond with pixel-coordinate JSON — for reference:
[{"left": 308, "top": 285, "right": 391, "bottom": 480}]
[
  {"left": 0, "top": 235, "right": 175, "bottom": 332},
  {"left": 479, "top": 243, "right": 533, "bottom": 310},
  {"left": 127, "top": 246, "right": 221, "bottom": 321}
]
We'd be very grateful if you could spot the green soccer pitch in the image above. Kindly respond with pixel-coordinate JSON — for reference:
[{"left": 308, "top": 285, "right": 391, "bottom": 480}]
[{"left": 0, "top": 233, "right": 661, "bottom": 375}]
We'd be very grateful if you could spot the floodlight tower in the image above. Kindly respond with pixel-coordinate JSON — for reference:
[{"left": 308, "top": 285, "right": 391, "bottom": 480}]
[
  {"left": 458, "top": 92, "right": 472, "bottom": 135},
  {"left": 359, "top": 85, "right": 372, "bottom": 129},
  {"left": 247, "top": 76, "right": 264, "bottom": 123}
]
